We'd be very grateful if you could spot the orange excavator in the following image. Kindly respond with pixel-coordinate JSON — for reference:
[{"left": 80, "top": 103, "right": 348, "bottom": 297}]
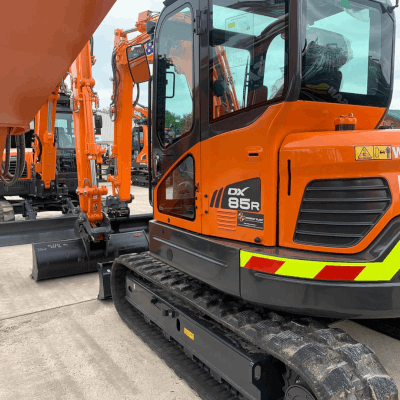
[
  {"left": 31, "top": 38, "right": 151, "bottom": 281},
  {"left": 0, "top": 42, "right": 109, "bottom": 246},
  {"left": 0, "top": 0, "right": 116, "bottom": 244},
  {"left": 110, "top": 0, "right": 400, "bottom": 399},
  {"left": 0, "top": 83, "right": 84, "bottom": 246},
  {"left": 3, "top": 0, "right": 400, "bottom": 399}
]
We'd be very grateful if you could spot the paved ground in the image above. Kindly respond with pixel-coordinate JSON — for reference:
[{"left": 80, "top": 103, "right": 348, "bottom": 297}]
[
  {"left": 1, "top": 185, "right": 199, "bottom": 400},
  {"left": 1, "top": 185, "right": 400, "bottom": 399}
]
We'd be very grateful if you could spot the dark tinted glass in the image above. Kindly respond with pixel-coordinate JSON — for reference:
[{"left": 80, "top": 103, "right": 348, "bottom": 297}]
[
  {"left": 55, "top": 112, "right": 75, "bottom": 149},
  {"left": 157, "top": 155, "right": 195, "bottom": 220}
]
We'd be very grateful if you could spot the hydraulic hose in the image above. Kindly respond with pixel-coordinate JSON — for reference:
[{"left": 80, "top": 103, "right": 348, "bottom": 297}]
[
  {"left": 33, "top": 133, "right": 43, "bottom": 163},
  {"left": 1, "top": 133, "right": 11, "bottom": 178},
  {"left": 0, "top": 133, "right": 25, "bottom": 186},
  {"left": 132, "top": 84, "right": 140, "bottom": 109}
]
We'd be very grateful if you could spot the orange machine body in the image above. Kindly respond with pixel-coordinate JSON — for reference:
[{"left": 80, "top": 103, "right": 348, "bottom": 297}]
[{"left": 153, "top": 100, "right": 390, "bottom": 256}]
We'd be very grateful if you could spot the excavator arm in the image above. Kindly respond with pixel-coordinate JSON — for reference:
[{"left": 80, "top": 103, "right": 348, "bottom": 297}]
[
  {"left": 69, "top": 40, "right": 107, "bottom": 224},
  {"left": 33, "top": 84, "right": 61, "bottom": 189},
  {"left": 107, "top": 11, "right": 158, "bottom": 213}
]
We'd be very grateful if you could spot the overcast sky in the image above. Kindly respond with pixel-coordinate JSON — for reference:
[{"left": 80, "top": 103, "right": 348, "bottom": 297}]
[{"left": 92, "top": 0, "right": 400, "bottom": 110}]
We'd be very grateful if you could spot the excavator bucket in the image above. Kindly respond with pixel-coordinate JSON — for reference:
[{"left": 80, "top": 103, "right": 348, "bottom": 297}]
[
  {"left": 31, "top": 213, "right": 152, "bottom": 281},
  {"left": 0, "top": 0, "right": 116, "bottom": 136}
]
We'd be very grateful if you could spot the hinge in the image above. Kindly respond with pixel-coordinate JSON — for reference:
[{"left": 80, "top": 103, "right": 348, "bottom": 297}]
[{"left": 194, "top": 9, "right": 208, "bottom": 35}]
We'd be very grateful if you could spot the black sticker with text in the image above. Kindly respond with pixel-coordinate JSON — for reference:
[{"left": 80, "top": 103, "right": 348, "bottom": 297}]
[
  {"left": 220, "top": 178, "right": 261, "bottom": 212},
  {"left": 237, "top": 212, "right": 264, "bottom": 230}
]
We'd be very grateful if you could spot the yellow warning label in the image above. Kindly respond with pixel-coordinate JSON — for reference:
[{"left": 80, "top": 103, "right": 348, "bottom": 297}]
[
  {"left": 355, "top": 146, "right": 392, "bottom": 161},
  {"left": 374, "top": 146, "right": 392, "bottom": 160},
  {"left": 355, "top": 146, "right": 373, "bottom": 160},
  {"left": 184, "top": 328, "right": 194, "bottom": 340}
]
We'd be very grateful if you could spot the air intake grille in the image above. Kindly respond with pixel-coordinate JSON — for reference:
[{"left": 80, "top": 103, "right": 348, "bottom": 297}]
[
  {"left": 294, "top": 178, "right": 391, "bottom": 248},
  {"left": 9, "top": 158, "right": 27, "bottom": 178}
]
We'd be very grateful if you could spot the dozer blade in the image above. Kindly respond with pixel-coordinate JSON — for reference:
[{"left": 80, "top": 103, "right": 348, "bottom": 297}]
[
  {"left": 0, "top": 215, "right": 77, "bottom": 247},
  {"left": 32, "top": 231, "right": 149, "bottom": 281},
  {"left": 110, "top": 213, "right": 153, "bottom": 233}
]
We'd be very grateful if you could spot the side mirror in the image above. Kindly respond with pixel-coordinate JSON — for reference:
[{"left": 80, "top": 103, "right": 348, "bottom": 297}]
[
  {"left": 95, "top": 114, "right": 103, "bottom": 129},
  {"left": 146, "top": 21, "right": 156, "bottom": 35},
  {"left": 126, "top": 44, "right": 150, "bottom": 84}
]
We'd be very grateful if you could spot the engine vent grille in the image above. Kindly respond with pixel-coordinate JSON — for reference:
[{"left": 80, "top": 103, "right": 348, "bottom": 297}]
[
  {"left": 9, "top": 158, "right": 27, "bottom": 178},
  {"left": 217, "top": 210, "right": 236, "bottom": 231},
  {"left": 294, "top": 178, "right": 391, "bottom": 248}
]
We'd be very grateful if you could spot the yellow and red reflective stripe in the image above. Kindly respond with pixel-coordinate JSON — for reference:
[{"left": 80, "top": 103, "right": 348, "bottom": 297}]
[{"left": 240, "top": 242, "right": 400, "bottom": 282}]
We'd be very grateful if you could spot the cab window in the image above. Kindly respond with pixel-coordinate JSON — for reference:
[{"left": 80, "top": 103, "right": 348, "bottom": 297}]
[
  {"left": 210, "top": 0, "right": 287, "bottom": 121},
  {"left": 156, "top": 7, "right": 194, "bottom": 147}
]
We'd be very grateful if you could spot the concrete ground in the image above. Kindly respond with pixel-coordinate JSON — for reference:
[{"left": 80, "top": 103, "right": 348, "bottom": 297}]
[
  {"left": 1, "top": 185, "right": 199, "bottom": 400},
  {"left": 1, "top": 185, "right": 400, "bottom": 399}
]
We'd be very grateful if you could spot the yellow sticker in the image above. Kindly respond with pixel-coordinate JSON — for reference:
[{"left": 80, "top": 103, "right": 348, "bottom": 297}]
[
  {"left": 355, "top": 146, "right": 392, "bottom": 161},
  {"left": 355, "top": 146, "right": 373, "bottom": 160},
  {"left": 374, "top": 146, "right": 392, "bottom": 160},
  {"left": 184, "top": 328, "right": 194, "bottom": 340},
  {"left": 228, "top": 22, "right": 235, "bottom": 29}
]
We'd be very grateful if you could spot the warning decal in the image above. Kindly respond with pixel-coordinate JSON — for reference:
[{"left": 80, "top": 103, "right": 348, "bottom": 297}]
[
  {"left": 355, "top": 146, "right": 373, "bottom": 160},
  {"left": 184, "top": 328, "right": 194, "bottom": 340},
  {"left": 355, "top": 146, "right": 392, "bottom": 161},
  {"left": 374, "top": 146, "right": 392, "bottom": 160}
]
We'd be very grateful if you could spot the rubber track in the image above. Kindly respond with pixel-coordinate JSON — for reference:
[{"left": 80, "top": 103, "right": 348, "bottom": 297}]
[
  {"left": 115, "top": 253, "right": 398, "bottom": 400},
  {"left": 356, "top": 320, "right": 400, "bottom": 341},
  {"left": 112, "top": 272, "right": 240, "bottom": 399}
]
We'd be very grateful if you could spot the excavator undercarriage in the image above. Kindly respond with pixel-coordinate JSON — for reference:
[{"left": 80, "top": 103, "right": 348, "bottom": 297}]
[{"left": 112, "top": 252, "right": 397, "bottom": 400}]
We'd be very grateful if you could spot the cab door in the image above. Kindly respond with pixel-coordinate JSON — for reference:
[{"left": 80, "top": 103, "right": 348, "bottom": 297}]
[{"left": 151, "top": 0, "right": 204, "bottom": 234}]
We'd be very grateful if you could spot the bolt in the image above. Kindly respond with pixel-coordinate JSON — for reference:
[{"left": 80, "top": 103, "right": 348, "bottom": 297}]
[{"left": 205, "top": 210, "right": 208, "bottom": 214}]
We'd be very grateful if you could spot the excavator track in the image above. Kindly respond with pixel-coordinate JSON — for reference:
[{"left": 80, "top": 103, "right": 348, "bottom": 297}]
[{"left": 112, "top": 252, "right": 398, "bottom": 400}]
